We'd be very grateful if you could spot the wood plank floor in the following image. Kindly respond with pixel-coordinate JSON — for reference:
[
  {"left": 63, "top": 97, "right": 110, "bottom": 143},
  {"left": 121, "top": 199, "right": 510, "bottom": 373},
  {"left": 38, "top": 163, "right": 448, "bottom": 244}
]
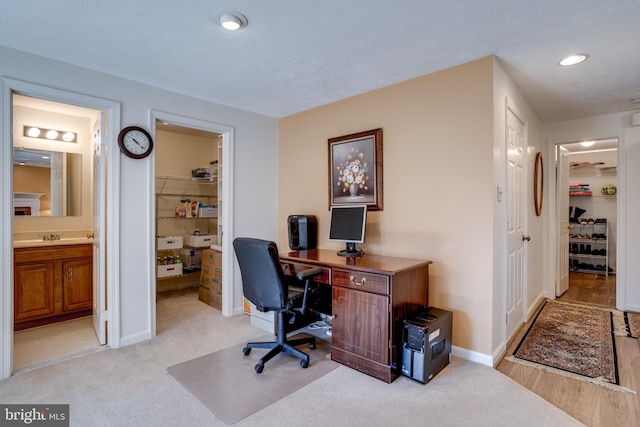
[{"left": 497, "top": 273, "right": 640, "bottom": 426}]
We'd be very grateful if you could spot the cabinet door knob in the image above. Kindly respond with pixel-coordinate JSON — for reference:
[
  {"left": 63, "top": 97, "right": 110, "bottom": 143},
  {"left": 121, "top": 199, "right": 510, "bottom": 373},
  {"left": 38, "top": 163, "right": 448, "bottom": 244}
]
[{"left": 522, "top": 235, "right": 531, "bottom": 242}]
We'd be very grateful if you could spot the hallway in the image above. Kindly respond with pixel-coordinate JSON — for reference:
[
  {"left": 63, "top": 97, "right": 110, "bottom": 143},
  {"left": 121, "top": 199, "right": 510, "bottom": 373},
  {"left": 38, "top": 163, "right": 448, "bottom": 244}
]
[{"left": 558, "top": 272, "right": 616, "bottom": 308}]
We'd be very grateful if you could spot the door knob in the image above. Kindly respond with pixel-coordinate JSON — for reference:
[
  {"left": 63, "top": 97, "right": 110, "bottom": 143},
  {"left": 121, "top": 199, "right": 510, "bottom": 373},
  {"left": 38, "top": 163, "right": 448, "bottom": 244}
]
[{"left": 522, "top": 235, "right": 531, "bottom": 241}]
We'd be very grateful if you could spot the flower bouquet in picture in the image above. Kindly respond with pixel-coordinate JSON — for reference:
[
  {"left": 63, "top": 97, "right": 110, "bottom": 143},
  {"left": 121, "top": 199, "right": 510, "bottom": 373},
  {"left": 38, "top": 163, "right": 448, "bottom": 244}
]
[
  {"left": 337, "top": 148, "right": 369, "bottom": 197},
  {"left": 328, "top": 128, "right": 382, "bottom": 209}
]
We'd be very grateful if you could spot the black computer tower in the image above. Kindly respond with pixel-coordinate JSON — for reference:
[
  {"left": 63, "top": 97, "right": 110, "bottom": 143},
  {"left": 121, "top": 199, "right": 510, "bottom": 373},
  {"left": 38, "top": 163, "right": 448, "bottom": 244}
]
[
  {"left": 287, "top": 215, "right": 317, "bottom": 250},
  {"left": 401, "top": 307, "right": 452, "bottom": 384}
]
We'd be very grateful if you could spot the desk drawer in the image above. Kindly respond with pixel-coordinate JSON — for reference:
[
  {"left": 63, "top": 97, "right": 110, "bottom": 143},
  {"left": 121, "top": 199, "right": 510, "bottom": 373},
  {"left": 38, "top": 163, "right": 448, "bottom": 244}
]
[
  {"left": 333, "top": 269, "right": 389, "bottom": 295},
  {"left": 281, "top": 261, "right": 331, "bottom": 285}
]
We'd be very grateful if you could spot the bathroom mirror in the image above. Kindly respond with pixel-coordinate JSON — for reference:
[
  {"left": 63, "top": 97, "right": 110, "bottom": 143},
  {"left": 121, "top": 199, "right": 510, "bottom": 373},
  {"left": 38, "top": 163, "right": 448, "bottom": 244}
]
[{"left": 13, "top": 148, "right": 82, "bottom": 217}]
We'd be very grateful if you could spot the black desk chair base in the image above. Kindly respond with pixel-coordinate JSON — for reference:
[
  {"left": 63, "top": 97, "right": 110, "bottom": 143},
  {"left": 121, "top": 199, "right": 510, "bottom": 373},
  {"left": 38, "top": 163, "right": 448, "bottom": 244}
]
[{"left": 243, "top": 310, "right": 316, "bottom": 373}]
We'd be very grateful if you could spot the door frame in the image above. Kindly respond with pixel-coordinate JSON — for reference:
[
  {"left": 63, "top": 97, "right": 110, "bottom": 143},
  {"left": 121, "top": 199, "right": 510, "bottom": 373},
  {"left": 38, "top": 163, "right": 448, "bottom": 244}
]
[
  {"left": 149, "top": 110, "right": 235, "bottom": 331},
  {"left": 545, "top": 137, "right": 626, "bottom": 309},
  {"left": 0, "top": 78, "right": 121, "bottom": 379}
]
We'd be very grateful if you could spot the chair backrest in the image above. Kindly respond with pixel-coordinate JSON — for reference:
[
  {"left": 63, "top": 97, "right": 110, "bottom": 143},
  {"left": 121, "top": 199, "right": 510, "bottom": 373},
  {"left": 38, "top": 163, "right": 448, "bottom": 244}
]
[{"left": 233, "top": 238, "right": 288, "bottom": 311}]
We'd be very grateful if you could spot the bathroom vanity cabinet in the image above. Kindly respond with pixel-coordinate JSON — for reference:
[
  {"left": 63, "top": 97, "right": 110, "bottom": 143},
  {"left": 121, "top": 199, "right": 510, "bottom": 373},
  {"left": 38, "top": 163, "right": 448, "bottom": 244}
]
[{"left": 14, "top": 243, "right": 93, "bottom": 330}]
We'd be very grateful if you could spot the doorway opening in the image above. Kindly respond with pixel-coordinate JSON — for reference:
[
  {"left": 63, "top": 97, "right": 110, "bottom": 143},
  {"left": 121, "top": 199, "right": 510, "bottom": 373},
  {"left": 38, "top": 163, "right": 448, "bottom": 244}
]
[
  {"left": 150, "top": 110, "right": 234, "bottom": 339},
  {"left": 1, "top": 78, "right": 121, "bottom": 380},
  {"left": 555, "top": 138, "right": 618, "bottom": 308},
  {"left": 154, "top": 122, "right": 222, "bottom": 329},
  {"left": 11, "top": 94, "right": 106, "bottom": 372}
]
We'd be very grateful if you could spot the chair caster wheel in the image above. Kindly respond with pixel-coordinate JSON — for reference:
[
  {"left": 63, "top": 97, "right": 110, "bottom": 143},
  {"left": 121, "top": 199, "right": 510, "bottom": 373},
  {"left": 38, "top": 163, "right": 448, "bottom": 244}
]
[
  {"left": 243, "top": 347, "right": 251, "bottom": 355},
  {"left": 255, "top": 363, "right": 264, "bottom": 373},
  {"left": 300, "top": 359, "right": 309, "bottom": 369},
  {"left": 309, "top": 342, "right": 316, "bottom": 349}
]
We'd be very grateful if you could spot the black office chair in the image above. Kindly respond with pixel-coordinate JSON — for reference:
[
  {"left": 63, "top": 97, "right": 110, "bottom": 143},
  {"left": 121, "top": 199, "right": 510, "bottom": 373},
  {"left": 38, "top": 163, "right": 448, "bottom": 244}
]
[{"left": 233, "top": 237, "right": 323, "bottom": 373}]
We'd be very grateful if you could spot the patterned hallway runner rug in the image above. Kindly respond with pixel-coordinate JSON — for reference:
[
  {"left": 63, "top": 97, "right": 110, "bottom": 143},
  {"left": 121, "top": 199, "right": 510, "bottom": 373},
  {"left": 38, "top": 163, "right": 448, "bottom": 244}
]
[
  {"left": 511, "top": 300, "right": 620, "bottom": 388},
  {"left": 626, "top": 311, "right": 640, "bottom": 338}
]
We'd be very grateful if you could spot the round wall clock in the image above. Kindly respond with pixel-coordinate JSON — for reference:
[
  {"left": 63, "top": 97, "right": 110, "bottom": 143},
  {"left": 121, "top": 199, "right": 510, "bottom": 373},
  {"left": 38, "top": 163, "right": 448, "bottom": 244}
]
[{"left": 118, "top": 126, "right": 153, "bottom": 159}]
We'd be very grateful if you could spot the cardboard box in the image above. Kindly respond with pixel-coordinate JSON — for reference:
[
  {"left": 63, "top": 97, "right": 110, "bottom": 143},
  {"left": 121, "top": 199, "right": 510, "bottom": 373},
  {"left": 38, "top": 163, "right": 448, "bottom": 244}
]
[{"left": 199, "top": 248, "right": 222, "bottom": 310}]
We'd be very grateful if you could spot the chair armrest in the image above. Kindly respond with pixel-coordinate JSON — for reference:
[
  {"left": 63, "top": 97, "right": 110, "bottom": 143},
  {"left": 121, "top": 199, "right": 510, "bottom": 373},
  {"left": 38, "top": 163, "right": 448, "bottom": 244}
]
[
  {"left": 294, "top": 267, "right": 323, "bottom": 315},
  {"left": 296, "top": 267, "right": 323, "bottom": 281}
]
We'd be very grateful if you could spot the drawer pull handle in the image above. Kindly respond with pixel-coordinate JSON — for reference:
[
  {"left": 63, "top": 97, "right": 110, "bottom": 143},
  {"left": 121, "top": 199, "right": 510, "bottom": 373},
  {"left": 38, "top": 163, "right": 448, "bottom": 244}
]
[{"left": 349, "top": 275, "right": 366, "bottom": 286}]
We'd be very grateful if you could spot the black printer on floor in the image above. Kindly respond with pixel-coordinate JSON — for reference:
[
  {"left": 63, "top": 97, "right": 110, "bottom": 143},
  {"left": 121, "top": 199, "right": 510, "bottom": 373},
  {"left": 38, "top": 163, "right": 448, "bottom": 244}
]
[{"left": 401, "top": 307, "right": 452, "bottom": 384}]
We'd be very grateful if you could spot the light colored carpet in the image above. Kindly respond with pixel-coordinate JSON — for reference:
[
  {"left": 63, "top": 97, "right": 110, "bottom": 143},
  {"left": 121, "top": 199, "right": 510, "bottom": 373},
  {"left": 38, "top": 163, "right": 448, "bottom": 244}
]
[
  {"left": 0, "top": 289, "right": 584, "bottom": 426},
  {"left": 168, "top": 333, "right": 338, "bottom": 424}
]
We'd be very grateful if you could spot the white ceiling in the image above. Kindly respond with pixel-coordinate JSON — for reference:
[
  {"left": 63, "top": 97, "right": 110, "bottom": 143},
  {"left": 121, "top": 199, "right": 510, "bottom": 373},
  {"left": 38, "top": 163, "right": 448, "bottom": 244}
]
[{"left": 1, "top": 1, "right": 639, "bottom": 121}]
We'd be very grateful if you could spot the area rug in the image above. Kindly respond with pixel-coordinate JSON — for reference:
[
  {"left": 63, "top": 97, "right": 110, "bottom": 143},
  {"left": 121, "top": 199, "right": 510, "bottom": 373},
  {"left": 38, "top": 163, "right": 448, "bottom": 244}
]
[
  {"left": 167, "top": 333, "right": 339, "bottom": 425},
  {"left": 625, "top": 311, "right": 640, "bottom": 338},
  {"left": 508, "top": 300, "right": 622, "bottom": 390}
]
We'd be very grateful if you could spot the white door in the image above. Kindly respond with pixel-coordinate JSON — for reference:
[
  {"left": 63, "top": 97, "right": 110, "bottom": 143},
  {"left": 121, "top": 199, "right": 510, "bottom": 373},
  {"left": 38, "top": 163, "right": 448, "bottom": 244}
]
[
  {"left": 556, "top": 145, "right": 570, "bottom": 296},
  {"left": 92, "top": 114, "right": 107, "bottom": 345},
  {"left": 506, "top": 107, "right": 526, "bottom": 341}
]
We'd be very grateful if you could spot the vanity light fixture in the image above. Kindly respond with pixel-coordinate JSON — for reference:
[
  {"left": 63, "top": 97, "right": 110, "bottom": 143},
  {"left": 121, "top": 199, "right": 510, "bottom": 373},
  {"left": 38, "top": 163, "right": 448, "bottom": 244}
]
[
  {"left": 559, "top": 54, "right": 589, "bottom": 66},
  {"left": 219, "top": 12, "right": 248, "bottom": 30},
  {"left": 23, "top": 126, "right": 77, "bottom": 143}
]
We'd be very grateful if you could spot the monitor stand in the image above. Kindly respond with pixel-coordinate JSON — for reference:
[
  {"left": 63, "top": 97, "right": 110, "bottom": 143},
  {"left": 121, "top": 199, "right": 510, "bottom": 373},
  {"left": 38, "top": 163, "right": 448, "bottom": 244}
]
[{"left": 337, "top": 242, "right": 363, "bottom": 257}]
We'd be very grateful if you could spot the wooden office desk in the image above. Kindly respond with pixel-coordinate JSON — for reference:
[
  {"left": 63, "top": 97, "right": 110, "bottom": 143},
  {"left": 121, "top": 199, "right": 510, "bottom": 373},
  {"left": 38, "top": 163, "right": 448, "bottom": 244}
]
[{"left": 280, "top": 249, "right": 431, "bottom": 383}]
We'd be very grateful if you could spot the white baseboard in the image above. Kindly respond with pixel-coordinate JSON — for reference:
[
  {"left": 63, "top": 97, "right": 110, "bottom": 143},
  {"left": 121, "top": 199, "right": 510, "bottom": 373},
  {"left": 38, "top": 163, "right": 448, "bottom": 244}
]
[
  {"left": 120, "top": 330, "right": 152, "bottom": 347},
  {"left": 452, "top": 345, "right": 494, "bottom": 367}
]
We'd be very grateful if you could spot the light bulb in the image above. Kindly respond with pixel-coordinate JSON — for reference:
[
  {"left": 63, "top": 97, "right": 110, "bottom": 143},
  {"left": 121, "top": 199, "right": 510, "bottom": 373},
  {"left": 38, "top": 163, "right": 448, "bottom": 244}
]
[
  {"left": 219, "top": 12, "right": 247, "bottom": 30},
  {"left": 559, "top": 54, "right": 588, "bottom": 66},
  {"left": 220, "top": 15, "right": 241, "bottom": 30}
]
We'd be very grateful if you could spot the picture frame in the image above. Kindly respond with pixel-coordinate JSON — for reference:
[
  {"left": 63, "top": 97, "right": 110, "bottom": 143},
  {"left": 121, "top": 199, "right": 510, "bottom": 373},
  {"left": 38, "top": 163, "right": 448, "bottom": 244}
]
[{"left": 328, "top": 128, "right": 383, "bottom": 210}]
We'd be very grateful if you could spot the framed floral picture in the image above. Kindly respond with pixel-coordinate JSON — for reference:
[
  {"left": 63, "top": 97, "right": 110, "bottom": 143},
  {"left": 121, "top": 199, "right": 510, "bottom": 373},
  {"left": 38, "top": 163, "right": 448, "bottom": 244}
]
[{"left": 328, "top": 128, "right": 383, "bottom": 210}]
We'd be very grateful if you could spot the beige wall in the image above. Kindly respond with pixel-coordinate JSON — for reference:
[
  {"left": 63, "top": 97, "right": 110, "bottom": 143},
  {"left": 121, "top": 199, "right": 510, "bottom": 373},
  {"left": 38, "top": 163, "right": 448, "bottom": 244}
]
[
  {"left": 155, "top": 128, "right": 218, "bottom": 177},
  {"left": 13, "top": 165, "right": 51, "bottom": 214},
  {"left": 279, "top": 57, "right": 496, "bottom": 355}
]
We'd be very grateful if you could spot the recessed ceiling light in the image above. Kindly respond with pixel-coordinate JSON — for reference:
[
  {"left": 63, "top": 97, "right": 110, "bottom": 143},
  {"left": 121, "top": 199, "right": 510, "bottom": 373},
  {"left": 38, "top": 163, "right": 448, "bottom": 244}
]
[
  {"left": 559, "top": 54, "right": 589, "bottom": 66},
  {"left": 580, "top": 141, "right": 596, "bottom": 147},
  {"left": 219, "top": 12, "right": 248, "bottom": 31}
]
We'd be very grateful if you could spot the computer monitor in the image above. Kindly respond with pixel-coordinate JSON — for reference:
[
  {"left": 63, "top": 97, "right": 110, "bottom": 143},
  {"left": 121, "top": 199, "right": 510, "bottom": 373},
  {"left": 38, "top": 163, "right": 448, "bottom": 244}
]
[{"left": 328, "top": 204, "right": 367, "bottom": 257}]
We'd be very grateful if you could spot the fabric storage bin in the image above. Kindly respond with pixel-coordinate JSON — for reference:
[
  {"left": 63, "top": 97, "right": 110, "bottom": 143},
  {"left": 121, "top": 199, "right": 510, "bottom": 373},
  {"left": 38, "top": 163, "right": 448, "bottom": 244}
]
[
  {"left": 157, "top": 236, "right": 183, "bottom": 250},
  {"left": 184, "top": 234, "right": 216, "bottom": 247},
  {"left": 157, "top": 263, "right": 183, "bottom": 278}
]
